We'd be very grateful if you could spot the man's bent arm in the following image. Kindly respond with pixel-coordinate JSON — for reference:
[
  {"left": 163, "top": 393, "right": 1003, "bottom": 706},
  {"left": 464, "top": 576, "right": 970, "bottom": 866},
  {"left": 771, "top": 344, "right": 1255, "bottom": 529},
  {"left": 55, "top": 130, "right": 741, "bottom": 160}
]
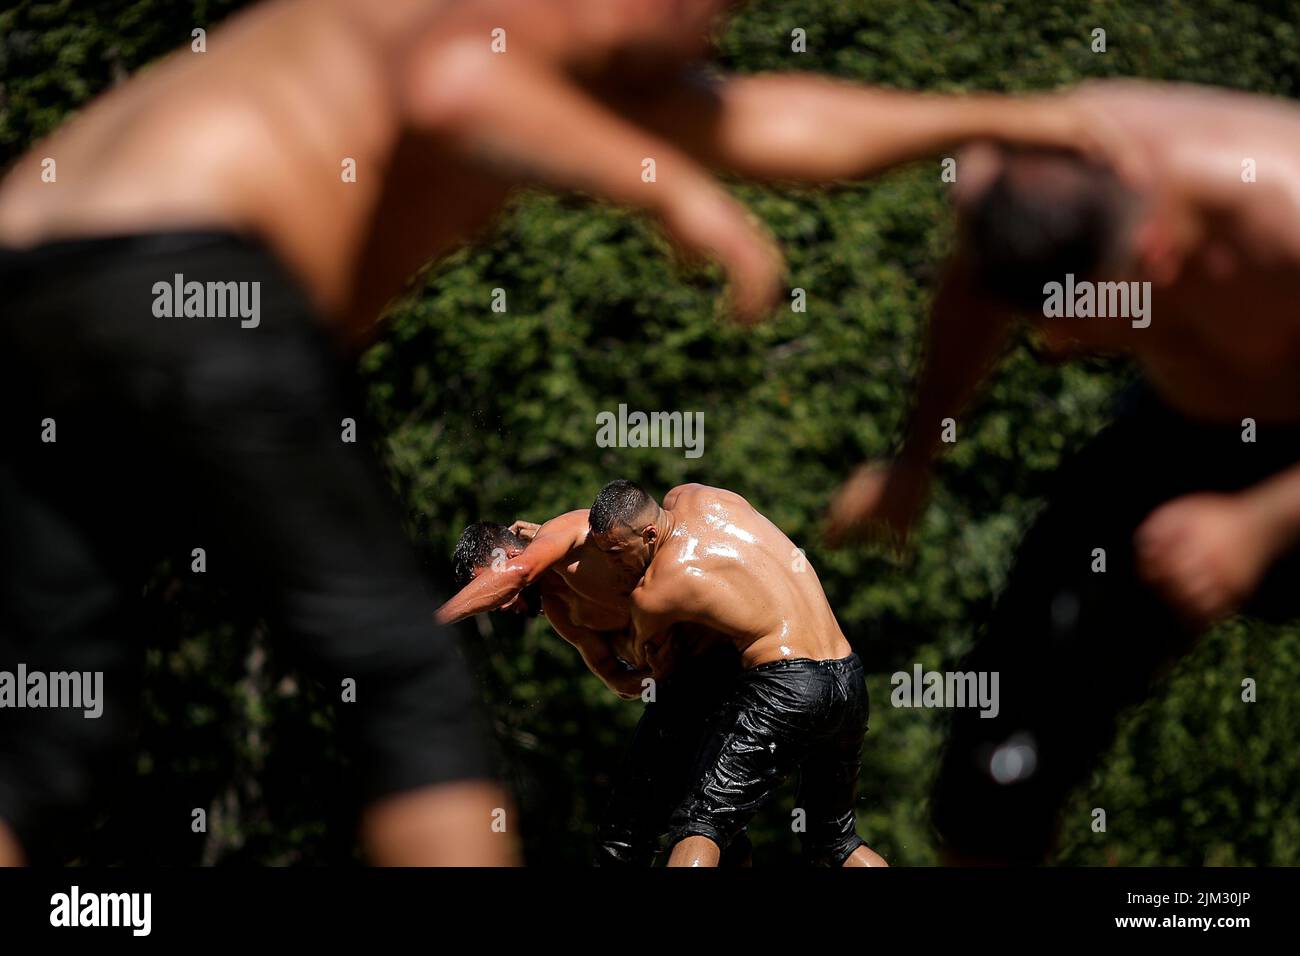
[
  {"left": 630, "top": 74, "right": 1117, "bottom": 185},
  {"left": 1136, "top": 461, "right": 1300, "bottom": 624},
  {"left": 403, "top": 42, "right": 782, "bottom": 323},
  {"left": 825, "top": 256, "right": 1013, "bottom": 545},
  {"left": 898, "top": 254, "right": 1014, "bottom": 467},
  {"left": 546, "top": 600, "right": 648, "bottom": 699},
  {"left": 1243, "top": 461, "right": 1300, "bottom": 563},
  {"left": 435, "top": 525, "right": 575, "bottom": 625},
  {"left": 628, "top": 575, "right": 729, "bottom": 679}
]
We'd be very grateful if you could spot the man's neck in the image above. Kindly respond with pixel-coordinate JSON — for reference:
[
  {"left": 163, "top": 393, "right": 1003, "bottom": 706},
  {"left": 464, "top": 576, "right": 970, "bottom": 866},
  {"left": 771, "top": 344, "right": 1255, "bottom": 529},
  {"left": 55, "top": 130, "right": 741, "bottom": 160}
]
[{"left": 648, "top": 506, "right": 678, "bottom": 565}]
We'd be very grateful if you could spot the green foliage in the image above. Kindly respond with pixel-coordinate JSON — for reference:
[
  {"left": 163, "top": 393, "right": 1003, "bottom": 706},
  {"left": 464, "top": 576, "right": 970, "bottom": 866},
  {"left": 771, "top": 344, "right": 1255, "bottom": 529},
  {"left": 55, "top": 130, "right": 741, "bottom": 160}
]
[{"left": 5, "top": 0, "right": 1299, "bottom": 865}]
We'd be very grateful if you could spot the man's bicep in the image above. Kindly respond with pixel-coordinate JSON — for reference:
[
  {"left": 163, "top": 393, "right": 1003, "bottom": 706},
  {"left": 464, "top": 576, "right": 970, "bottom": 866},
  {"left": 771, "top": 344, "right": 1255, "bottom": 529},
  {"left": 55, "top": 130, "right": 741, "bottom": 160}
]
[
  {"left": 630, "top": 602, "right": 675, "bottom": 646},
  {"left": 636, "top": 573, "right": 735, "bottom": 640},
  {"left": 516, "top": 526, "right": 577, "bottom": 581}
]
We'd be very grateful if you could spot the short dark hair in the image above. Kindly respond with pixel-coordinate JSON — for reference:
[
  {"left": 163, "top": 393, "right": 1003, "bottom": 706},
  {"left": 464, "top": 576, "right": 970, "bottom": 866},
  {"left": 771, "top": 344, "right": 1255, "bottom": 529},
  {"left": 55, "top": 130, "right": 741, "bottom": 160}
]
[
  {"left": 589, "top": 479, "right": 656, "bottom": 535},
  {"left": 964, "top": 150, "right": 1133, "bottom": 311},
  {"left": 452, "top": 521, "right": 525, "bottom": 588}
]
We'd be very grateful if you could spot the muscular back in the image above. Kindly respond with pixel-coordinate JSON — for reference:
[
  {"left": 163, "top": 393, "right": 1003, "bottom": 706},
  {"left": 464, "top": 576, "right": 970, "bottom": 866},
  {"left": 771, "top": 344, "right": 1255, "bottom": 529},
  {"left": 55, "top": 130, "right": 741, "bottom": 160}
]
[{"left": 634, "top": 484, "right": 851, "bottom": 667}]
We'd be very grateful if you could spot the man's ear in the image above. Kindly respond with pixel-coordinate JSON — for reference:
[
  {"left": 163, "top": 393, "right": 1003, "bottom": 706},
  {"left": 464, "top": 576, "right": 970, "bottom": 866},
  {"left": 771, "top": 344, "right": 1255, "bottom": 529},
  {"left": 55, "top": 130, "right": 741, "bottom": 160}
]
[
  {"left": 952, "top": 143, "right": 1003, "bottom": 211},
  {"left": 507, "top": 546, "right": 525, "bottom": 559},
  {"left": 643, "top": 524, "right": 658, "bottom": 545},
  {"left": 1132, "top": 218, "right": 1181, "bottom": 287}
]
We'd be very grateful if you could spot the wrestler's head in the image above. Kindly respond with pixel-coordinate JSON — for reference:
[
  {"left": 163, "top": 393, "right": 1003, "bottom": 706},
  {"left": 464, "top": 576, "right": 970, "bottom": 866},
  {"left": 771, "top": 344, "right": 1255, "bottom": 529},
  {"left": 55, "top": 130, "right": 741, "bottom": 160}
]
[
  {"left": 954, "top": 145, "right": 1150, "bottom": 311},
  {"left": 588, "top": 479, "right": 662, "bottom": 583},
  {"left": 452, "top": 521, "right": 543, "bottom": 616}
]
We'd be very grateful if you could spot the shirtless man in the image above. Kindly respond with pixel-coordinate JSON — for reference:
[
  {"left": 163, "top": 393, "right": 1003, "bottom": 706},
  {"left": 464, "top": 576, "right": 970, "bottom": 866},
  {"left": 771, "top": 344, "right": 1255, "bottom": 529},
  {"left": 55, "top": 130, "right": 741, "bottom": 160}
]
[
  {"left": 438, "top": 513, "right": 648, "bottom": 698},
  {"left": 438, "top": 513, "right": 749, "bottom": 865},
  {"left": 0, "top": 0, "right": 1127, "bottom": 866},
  {"left": 587, "top": 479, "right": 888, "bottom": 867},
  {"left": 825, "top": 80, "right": 1300, "bottom": 863}
]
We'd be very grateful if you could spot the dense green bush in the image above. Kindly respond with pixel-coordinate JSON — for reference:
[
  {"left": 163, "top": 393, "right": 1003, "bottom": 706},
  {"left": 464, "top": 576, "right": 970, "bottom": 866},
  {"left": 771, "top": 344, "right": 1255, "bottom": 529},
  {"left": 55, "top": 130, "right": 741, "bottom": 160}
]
[{"left": 3, "top": 0, "right": 1298, "bottom": 865}]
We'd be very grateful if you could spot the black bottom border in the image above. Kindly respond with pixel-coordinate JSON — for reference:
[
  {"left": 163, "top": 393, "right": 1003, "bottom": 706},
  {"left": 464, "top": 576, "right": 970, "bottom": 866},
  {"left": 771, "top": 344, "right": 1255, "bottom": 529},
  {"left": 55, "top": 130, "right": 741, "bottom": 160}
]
[{"left": 1, "top": 866, "right": 1293, "bottom": 941}]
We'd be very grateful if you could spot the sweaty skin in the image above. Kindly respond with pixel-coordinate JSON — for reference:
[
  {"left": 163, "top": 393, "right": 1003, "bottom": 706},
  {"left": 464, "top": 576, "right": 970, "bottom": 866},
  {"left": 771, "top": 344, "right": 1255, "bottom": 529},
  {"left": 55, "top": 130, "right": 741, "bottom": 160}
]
[
  {"left": 0, "top": 0, "right": 1136, "bottom": 865},
  {"left": 0, "top": 0, "right": 1132, "bottom": 341},
  {"left": 592, "top": 483, "right": 886, "bottom": 867},
  {"left": 828, "top": 80, "right": 1300, "bottom": 625},
  {"left": 437, "top": 510, "right": 729, "bottom": 695},
  {"left": 439, "top": 511, "right": 633, "bottom": 631},
  {"left": 595, "top": 483, "right": 851, "bottom": 672},
  {"left": 0, "top": 822, "right": 23, "bottom": 867},
  {"left": 437, "top": 510, "right": 648, "bottom": 696}
]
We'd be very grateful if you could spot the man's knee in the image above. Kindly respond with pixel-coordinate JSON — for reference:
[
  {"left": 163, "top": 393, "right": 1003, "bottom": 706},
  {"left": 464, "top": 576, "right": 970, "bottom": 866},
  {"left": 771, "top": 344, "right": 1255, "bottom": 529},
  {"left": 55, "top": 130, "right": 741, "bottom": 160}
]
[
  {"left": 801, "top": 817, "right": 867, "bottom": 867},
  {"left": 667, "top": 834, "right": 721, "bottom": 867},
  {"left": 0, "top": 819, "right": 25, "bottom": 866}
]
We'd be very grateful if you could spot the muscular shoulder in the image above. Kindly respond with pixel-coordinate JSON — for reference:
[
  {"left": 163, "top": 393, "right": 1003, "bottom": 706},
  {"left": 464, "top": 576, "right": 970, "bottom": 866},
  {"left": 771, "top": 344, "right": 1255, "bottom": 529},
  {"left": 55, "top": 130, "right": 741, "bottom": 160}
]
[
  {"left": 1075, "top": 80, "right": 1300, "bottom": 151},
  {"left": 663, "top": 483, "right": 749, "bottom": 511},
  {"left": 662, "top": 483, "right": 702, "bottom": 509},
  {"left": 546, "top": 509, "right": 590, "bottom": 526},
  {"left": 534, "top": 510, "right": 590, "bottom": 547}
]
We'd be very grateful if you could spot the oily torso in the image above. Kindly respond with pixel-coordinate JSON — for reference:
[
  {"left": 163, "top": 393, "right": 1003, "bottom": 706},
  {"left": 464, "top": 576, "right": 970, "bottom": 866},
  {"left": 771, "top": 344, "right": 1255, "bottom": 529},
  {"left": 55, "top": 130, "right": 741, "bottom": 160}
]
[
  {"left": 540, "top": 526, "right": 732, "bottom": 671},
  {"left": 0, "top": 0, "right": 512, "bottom": 339},
  {"left": 549, "top": 536, "right": 635, "bottom": 633},
  {"left": 639, "top": 484, "right": 851, "bottom": 668}
]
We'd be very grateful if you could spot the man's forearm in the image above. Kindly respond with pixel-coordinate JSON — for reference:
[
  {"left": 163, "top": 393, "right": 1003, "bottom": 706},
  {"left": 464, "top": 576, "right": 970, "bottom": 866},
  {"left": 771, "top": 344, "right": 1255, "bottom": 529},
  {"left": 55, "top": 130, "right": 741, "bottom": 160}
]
[
  {"left": 897, "top": 258, "right": 1012, "bottom": 467},
  {"left": 595, "top": 662, "right": 652, "bottom": 698},
  {"left": 663, "top": 75, "right": 1070, "bottom": 184},
  {"left": 571, "top": 637, "right": 649, "bottom": 697},
  {"left": 435, "top": 569, "right": 526, "bottom": 624},
  {"left": 1241, "top": 462, "right": 1300, "bottom": 561}
]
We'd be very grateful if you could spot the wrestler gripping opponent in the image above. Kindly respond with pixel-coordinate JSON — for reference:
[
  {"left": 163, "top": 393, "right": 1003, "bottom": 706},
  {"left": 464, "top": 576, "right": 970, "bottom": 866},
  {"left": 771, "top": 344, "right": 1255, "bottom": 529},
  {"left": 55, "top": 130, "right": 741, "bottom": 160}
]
[
  {"left": 439, "top": 513, "right": 648, "bottom": 696},
  {"left": 587, "top": 479, "right": 888, "bottom": 867},
  {"left": 826, "top": 80, "right": 1300, "bottom": 864},
  {"left": 0, "top": 0, "right": 1129, "bottom": 865},
  {"left": 439, "top": 515, "right": 749, "bottom": 866}
]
